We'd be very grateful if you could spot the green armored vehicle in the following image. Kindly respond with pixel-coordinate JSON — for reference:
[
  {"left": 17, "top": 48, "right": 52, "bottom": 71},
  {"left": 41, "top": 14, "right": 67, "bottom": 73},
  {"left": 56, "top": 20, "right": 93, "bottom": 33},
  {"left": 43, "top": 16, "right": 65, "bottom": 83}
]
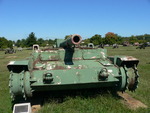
[{"left": 8, "top": 34, "right": 139, "bottom": 101}]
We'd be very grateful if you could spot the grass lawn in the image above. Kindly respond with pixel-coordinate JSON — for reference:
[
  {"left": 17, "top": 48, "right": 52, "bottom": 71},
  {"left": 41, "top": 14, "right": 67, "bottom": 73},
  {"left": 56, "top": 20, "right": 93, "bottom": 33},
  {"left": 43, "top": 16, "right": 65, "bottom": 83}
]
[{"left": 0, "top": 46, "right": 149, "bottom": 113}]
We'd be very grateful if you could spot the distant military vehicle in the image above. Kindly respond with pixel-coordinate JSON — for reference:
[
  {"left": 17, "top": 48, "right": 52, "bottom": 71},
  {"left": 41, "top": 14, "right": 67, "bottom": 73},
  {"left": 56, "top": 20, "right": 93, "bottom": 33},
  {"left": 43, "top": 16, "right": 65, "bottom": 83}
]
[
  {"left": 5, "top": 48, "right": 16, "bottom": 54},
  {"left": 136, "top": 42, "right": 148, "bottom": 49},
  {"left": 122, "top": 41, "right": 130, "bottom": 46},
  {"left": 17, "top": 47, "right": 23, "bottom": 51},
  {"left": 113, "top": 44, "right": 119, "bottom": 49},
  {"left": 98, "top": 44, "right": 104, "bottom": 48}
]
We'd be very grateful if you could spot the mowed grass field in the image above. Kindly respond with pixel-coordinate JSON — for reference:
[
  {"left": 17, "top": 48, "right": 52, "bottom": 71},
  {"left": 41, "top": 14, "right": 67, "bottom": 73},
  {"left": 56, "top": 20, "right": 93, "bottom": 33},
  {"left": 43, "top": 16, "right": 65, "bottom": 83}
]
[{"left": 0, "top": 46, "right": 149, "bottom": 113}]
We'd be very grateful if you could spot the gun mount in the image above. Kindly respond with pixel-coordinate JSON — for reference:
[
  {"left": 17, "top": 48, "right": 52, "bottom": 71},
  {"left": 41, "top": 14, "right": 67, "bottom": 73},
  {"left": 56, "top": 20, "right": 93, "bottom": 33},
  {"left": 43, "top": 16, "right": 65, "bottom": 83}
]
[{"left": 59, "top": 34, "right": 82, "bottom": 48}]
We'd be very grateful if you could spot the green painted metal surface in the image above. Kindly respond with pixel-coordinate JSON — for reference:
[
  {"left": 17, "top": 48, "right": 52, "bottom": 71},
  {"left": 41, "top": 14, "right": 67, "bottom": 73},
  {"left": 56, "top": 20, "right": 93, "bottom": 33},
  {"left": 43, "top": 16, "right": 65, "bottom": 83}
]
[{"left": 7, "top": 34, "right": 140, "bottom": 101}]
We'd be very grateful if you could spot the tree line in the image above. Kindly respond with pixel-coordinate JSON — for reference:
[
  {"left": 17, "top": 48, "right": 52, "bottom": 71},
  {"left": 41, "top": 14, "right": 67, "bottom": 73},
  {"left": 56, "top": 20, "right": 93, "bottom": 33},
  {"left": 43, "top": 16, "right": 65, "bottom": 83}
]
[
  {"left": 0, "top": 32, "right": 150, "bottom": 49},
  {"left": 83, "top": 32, "right": 150, "bottom": 45},
  {"left": 15, "top": 32, "right": 55, "bottom": 48}
]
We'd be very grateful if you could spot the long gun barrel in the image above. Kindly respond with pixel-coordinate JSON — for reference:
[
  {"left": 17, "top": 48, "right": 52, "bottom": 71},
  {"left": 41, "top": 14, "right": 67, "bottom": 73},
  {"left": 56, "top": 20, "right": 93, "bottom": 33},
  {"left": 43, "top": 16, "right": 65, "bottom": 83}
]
[{"left": 59, "top": 34, "right": 82, "bottom": 48}]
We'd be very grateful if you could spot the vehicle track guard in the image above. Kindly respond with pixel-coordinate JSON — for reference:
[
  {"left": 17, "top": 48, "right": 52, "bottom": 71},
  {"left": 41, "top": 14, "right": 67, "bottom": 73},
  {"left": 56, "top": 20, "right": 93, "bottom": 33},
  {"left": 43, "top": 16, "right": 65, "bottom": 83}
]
[
  {"left": 108, "top": 55, "right": 139, "bottom": 68},
  {"left": 7, "top": 59, "right": 33, "bottom": 73}
]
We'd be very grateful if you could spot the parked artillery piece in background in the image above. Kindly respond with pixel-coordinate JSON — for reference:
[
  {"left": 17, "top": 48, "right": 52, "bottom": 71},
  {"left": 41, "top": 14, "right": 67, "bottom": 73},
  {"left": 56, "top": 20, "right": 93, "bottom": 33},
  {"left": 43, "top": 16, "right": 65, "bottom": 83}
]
[
  {"left": 136, "top": 42, "right": 148, "bottom": 49},
  {"left": 7, "top": 34, "right": 140, "bottom": 101},
  {"left": 17, "top": 47, "right": 23, "bottom": 51},
  {"left": 5, "top": 48, "right": 16, "bottom": 54},
  {"left": 98, "top": 43, "right": 104, "bottom": 48},
  {"left": 112, "top": 44, "right": 119, "bottom": 49}
]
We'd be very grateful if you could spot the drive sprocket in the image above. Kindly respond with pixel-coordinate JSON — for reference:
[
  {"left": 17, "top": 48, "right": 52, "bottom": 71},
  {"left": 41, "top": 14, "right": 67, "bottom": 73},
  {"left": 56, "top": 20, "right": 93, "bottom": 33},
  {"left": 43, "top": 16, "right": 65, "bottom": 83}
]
[{"left": 124, "top": 65, "right": 139, "bottom": 91}]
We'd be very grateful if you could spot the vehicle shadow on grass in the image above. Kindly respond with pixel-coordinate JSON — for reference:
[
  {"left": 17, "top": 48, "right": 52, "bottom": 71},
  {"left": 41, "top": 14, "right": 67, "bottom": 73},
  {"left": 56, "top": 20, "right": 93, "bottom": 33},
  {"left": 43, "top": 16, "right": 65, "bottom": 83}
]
[
  {"left": 32, "top": 87, "right": 121, "bottom": 105},
  {"left": 11, "top": 88, "right": 124, "bottom": 112}
]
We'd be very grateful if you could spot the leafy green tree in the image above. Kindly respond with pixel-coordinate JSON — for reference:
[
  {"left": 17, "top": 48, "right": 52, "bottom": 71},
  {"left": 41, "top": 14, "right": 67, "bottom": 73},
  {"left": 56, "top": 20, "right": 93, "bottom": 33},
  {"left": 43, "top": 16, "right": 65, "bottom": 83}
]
[
  {"left": 20, "top": 39, "right": 26, "bottom": 47},
  {"left": 129, "top": 35, "right": 138, "bottom": 44},
  {"left": 0, "top": 37, "right": 8, "bottom": 49},
  {"left": 101, "top": 38, "right": 105, "bottom": 44},
  {"left": 0, "top": 37, "right": 13, "bottom": 49},
  {"left": 48, "top": 39, "right": 55, "bottom": 46},
  {"left": 143, "top": 34, "right": 150, "bottom": 42},
  {"left": 37, "top": 38, "right": 45, "bottom": 46},
  {"left": 116, "top": 35, "right": 123, "bottom": 44},
  {"left": 7, "top": 40, "right": 13, "bottom": 48},
  {"left": 26, "top": 32, "right": 37, "bottom": 47},
  {"left": 83, "top": 38, "right": 90, "bottom": 45},
  {"left": 64, "top": 35, "right": 72, "bottom": 40},
  {"left": 90, "top": 34, "right": 102, "bottom": 45},
  {"left": 16, "top": 39, "right": 21, "bottom": 47},
  {"left": 16, "top": 39, "right": 27, "bottom": 47},
  {"left": 104, "top": 32, "right": 118, "bottom": 45}
]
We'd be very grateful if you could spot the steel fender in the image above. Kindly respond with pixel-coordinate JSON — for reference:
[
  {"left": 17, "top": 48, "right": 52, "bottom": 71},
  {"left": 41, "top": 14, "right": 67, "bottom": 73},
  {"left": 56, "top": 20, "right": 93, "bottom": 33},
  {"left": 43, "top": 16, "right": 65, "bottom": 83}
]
[
  {"left": 7, "top": 59, "right": 33, "bottom": 72},
  {"left": 108, "top": 55, "right": 139, "bottom": 67}
]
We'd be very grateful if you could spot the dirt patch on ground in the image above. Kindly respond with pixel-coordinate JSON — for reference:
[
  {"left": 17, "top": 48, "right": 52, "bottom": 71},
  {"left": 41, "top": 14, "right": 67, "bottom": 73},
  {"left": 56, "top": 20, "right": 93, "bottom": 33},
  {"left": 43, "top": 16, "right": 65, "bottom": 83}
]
[
  {"left": 118, "top": 92, "right": 148, "bottom": 110},
  {"left": 6, "top": 56, "right": 17, "bottom": 58},
  {"left": 32, "top": 105, "right": 41, "bottom": 113},
  {"left": 30, "top": 98, "right": 43, "bottom": 113}
]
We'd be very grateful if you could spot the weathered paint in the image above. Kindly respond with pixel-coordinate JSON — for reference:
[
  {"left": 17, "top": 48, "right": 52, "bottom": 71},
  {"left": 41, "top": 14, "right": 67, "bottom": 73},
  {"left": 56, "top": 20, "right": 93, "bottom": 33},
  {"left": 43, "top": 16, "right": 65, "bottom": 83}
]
[{"left": 7, "top": 34, "right": 140, "bottom": 101}]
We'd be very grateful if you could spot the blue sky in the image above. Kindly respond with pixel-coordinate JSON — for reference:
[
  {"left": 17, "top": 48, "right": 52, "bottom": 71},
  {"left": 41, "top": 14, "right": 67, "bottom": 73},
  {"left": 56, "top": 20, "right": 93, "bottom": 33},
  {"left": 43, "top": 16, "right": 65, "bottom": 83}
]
[{"left": 0, "top": 0, "right": 150, "bottom": 41}]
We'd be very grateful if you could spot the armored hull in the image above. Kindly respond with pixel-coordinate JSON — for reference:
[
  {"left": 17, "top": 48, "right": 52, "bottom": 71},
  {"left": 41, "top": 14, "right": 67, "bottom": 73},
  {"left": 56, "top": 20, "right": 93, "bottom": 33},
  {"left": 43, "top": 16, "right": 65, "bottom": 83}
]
[{"left": 7, "top": 34, "right": 139, "bottom": 100}]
